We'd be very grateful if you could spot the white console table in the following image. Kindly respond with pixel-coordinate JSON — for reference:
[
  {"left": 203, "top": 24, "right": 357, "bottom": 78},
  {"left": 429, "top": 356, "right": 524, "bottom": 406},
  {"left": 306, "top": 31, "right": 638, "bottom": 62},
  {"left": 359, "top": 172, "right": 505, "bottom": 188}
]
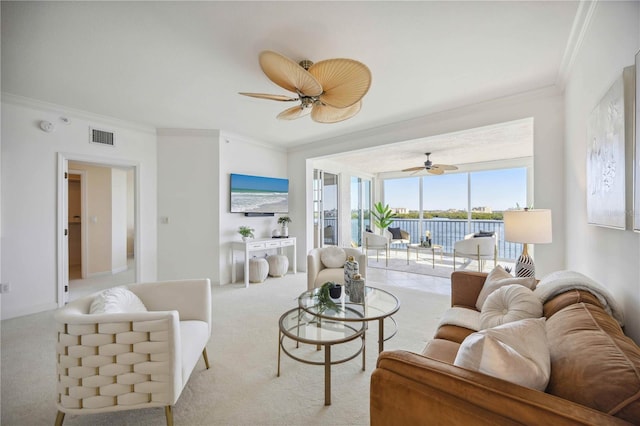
[{"left": 231, "top": 237, "right": 296, "bottom": 287}]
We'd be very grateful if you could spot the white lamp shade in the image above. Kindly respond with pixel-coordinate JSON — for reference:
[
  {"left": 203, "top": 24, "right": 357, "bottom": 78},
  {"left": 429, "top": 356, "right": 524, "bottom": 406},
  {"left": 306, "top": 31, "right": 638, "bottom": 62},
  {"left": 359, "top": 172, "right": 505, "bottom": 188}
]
[{"left": 503, "top": 209, "right": 552, "bottom": 244}]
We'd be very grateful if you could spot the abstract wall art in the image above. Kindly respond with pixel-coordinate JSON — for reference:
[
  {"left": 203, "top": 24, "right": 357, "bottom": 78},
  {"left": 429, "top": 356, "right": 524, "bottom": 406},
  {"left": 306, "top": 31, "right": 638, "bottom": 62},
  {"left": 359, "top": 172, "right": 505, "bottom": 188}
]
[{"left": 587, "top": 74, "right": 627, "bottom": 229}]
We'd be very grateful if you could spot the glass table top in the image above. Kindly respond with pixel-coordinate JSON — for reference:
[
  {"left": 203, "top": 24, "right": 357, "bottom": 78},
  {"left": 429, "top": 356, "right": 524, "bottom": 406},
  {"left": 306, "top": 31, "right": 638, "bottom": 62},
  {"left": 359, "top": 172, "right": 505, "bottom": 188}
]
[
  {"left": 298, "top": 286, "right": 400, "bottom": 322},
  {"left": 279, "top": 308, "right": 364, "bottom": 345}
]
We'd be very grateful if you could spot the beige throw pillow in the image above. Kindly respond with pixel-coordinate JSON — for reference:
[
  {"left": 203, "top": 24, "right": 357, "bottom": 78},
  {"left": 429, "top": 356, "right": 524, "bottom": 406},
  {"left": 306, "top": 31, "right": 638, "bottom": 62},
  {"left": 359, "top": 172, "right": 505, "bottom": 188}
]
[
  {"left": 475, "top": 266, "right": 536, "bottom": 311},
  {"left": 320, "top": 246, "right": 347, "bottom": 268},
  {"left": 480, "top": 284, "right": 543, "bottom": 329},
  {"left": 453, "top": 317, "right": 550, "bottom": 391}
]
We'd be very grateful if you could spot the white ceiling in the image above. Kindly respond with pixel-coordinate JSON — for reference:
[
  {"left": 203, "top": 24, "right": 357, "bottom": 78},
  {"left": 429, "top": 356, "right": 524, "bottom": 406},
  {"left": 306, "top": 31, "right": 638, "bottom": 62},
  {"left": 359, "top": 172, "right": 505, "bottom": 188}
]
[{"left": 2, "top": 1, "right": 580, "bottom": 156}]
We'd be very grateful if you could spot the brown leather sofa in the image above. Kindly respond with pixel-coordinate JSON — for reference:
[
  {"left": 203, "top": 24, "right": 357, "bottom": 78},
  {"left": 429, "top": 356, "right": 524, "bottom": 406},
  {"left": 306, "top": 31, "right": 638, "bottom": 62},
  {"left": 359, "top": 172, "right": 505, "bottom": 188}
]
[{"left": 371, "top": 271, "right": 640, "bottom": 425}]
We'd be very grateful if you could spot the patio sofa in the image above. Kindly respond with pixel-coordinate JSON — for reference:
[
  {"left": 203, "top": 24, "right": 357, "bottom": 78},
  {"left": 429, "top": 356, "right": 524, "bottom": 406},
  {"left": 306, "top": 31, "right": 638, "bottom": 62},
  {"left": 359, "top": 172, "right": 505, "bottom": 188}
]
[{"left": 371, "top": 269, "right": 640, "bottom": 425}]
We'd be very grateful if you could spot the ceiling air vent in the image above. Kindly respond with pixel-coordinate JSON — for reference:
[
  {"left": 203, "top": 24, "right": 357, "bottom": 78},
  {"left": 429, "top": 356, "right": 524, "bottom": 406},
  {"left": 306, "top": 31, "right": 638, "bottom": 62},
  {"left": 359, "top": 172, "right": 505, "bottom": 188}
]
[{"left": 89, "top": 127, "right": 115, "bottom": 147}]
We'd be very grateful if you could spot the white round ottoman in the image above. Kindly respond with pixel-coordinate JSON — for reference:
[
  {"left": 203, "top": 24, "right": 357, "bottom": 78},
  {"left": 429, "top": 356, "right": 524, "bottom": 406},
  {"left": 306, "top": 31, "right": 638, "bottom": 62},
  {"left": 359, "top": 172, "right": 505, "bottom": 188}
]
[
  {"left": 249, "top": 257, "right": 269, "bottom": 283},
  {"left": 267, "top": 255, "right": 289, "bottom": 277}
]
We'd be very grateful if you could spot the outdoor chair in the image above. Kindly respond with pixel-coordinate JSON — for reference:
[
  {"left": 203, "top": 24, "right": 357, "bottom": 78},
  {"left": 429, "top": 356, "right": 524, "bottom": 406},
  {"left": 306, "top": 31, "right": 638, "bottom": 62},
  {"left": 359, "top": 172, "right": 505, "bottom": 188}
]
[
  {"left": 363, "top": 231, "right": 389, "bottom": 266},
  {"left": 453, "top": 232, "right": 498, "bottom": 272},
  {"left": 386, "top": 227, "right": 410, "bottom": 249}
]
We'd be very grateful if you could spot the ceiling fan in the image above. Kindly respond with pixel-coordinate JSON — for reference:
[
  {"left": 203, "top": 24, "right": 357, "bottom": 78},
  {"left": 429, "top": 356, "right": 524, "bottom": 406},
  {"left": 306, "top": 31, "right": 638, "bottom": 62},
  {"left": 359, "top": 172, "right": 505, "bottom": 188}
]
[
  {"left": 239, "top": 50, "right": 372, "bottom": 123},
  {"left": 402, "top": 153, "right": 459, "bottom": 175}
]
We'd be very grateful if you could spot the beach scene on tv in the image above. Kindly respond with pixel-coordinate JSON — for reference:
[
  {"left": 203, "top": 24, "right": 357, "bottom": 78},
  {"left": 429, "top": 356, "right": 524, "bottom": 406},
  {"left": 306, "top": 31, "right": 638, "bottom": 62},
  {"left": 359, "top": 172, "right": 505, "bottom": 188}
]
[{"left": 231, "top": 174, "right": 289, "bottom": 213}]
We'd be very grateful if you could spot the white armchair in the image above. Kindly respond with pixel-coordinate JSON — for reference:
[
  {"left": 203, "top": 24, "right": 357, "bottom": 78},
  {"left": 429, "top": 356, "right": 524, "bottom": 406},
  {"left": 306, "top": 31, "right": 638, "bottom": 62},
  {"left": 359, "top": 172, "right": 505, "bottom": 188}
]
[
  {"left": 386, "top": 227, "right": 411, "bottom": 248},
  {"left": 363, "top": 231, "right": 389, "bottom": 266},
  {"left": 307, "top": 247, "right": 367, "bottom": 291},
  {"left": 453, "top": 232, "right": 498, "bottom": 272},
  {"left": 54, "top": 279, "right": 212, "bottom": 426}
]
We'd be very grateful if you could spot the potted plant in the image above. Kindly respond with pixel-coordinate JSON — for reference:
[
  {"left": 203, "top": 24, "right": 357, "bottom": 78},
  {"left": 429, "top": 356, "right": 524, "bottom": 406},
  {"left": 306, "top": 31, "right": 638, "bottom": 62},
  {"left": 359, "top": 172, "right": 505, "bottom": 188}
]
[
  {"left": 238, "top": 225, "right": 255, "bottom": 241},
  {"left": 371, "top": 202, "right": 396, "bottom": 235},
  {"left": 277, "top": 216, "right": 291, "bottom": 237},
  {"left": 316, "top": 281, "right": 342, "bottom": 313}
]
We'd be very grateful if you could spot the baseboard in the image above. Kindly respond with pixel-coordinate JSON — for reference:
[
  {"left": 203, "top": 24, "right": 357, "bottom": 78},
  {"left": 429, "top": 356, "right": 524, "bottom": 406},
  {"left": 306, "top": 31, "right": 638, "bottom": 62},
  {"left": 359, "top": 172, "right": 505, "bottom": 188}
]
[
  {"left": 112, "top": 265, "right": 128, "bottom": 274},
  {"left": 1, "top": 300, "right": 58, "bottom": 320}
]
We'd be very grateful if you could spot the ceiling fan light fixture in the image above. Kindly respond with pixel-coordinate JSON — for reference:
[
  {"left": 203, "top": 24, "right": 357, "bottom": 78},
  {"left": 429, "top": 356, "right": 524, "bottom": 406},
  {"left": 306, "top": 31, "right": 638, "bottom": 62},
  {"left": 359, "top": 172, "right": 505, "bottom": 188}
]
[{"left": 241, "top": 50, "right": 371, "bottom": 123}]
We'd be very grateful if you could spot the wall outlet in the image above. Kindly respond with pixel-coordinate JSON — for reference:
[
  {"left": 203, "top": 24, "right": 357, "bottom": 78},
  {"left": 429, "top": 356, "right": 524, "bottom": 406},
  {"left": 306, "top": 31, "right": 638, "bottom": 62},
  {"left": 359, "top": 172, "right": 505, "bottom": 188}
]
[{"left": 0, "top": 282, "right": 10, "bottom": 293}]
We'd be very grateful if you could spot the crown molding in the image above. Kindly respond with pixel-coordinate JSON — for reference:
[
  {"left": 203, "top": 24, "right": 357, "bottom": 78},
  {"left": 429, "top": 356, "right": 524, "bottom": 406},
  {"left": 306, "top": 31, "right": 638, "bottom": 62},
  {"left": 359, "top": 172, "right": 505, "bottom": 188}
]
[
  {"left": 556, "top": 0, "right": 598, "bottom": 89},
  {"left": 1, "top": 92, "right": 157, "bottom": 135}
]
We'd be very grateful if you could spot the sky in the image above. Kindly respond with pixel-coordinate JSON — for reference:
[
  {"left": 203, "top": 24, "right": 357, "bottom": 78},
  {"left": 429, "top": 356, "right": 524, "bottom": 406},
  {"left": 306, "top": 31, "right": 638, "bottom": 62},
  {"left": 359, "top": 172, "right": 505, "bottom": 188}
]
[{"left": 344, "top": 167, "right": 527, "bottom": 211}]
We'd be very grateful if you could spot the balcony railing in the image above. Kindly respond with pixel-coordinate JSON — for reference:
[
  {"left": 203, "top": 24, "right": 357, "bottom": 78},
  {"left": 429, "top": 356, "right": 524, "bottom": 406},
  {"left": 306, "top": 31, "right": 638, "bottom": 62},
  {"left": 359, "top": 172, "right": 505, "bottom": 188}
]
[{"left": 324, "top": 217, "right": 522, "bottom": 260}]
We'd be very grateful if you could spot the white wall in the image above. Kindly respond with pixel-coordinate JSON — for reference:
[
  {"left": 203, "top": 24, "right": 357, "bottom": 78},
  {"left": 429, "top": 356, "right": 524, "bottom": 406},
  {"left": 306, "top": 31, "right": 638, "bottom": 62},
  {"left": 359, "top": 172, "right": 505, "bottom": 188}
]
[
  {"left": 564, "top": 1, "right": 640, "bottom": 343},
  {"left": 1, "top": 96, "right": 157, "bottom": 319},
  {"left": 218, "top": 131, "right": 288, "bottom": 284},
  {"left": 157, "top": 130, "right": 220, "bottom": 282},
  {"left": 289, "top": 87, "right": 566, "bottom": 277}
]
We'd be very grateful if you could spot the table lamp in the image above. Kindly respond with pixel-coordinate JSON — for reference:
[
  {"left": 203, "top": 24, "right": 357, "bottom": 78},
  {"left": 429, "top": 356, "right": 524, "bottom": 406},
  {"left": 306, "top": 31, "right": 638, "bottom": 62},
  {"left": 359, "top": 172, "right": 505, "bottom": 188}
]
[{"left": 503, "top": 208, "right": 552, "bottom": 278}]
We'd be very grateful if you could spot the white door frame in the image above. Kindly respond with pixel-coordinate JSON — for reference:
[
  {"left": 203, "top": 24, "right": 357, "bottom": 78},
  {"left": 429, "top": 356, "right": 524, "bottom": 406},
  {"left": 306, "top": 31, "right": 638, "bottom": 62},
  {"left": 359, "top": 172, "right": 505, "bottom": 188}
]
[
  {"left": 57, "top": 152, "right": 142, "bottom": 307},
  {"left": 68, "top": 169, "right": 88, "bottom": 279}
]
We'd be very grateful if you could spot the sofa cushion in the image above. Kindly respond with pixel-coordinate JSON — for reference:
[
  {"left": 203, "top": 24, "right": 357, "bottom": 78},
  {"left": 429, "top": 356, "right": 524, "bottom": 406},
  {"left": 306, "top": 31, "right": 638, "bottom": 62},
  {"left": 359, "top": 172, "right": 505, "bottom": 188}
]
[
  {"left": 320, "top": 246, "right": 347, "bottom": 268},
  {"left": 480, "top": 284, "right": 542, "bottom": 329},
  {"left": 545, "top": 302, "right": 640, "bottom": 423},
  {"left": 453, "top": 318, "right": 550, "bottom": 391},
  {"left": 89, "top": 286, "right": 148, "bottom": 314},
  {"left": 438, "top": 307, "right": 481, "bottom": 331},
  {"left": 315, "top": 268, "right": 346, "bottom": 286},
  {"left": 422, "top": 338, "right": 460, "bottom": 364},
  {"left": 475, "top": 266, "right": 536, "bottom": 311}
]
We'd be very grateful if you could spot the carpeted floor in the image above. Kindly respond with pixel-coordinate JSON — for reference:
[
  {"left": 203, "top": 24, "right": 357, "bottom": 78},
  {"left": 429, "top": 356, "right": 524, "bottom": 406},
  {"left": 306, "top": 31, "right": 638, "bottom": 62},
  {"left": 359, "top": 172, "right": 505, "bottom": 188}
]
[{"left": 1, "top": 273, "right": 450, "bottom": 425}]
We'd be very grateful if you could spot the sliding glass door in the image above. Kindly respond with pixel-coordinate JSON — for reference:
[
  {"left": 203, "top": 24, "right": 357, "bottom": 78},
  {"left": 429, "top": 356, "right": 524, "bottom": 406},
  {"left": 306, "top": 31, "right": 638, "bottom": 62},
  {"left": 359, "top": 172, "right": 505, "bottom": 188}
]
[
  {"left": 313, "top": 170, "right": 339, "bottom": 248},
  {"left": 351, "top": 176, "right": 371, "bottom": 246}
]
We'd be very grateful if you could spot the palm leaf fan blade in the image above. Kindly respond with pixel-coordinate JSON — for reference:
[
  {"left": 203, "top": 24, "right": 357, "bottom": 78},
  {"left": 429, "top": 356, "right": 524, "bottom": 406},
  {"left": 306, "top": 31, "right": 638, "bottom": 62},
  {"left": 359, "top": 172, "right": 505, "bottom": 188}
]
[
  {"left": 433, "top": 164, "right": 458, "bottom": 171},
  {"left": 238, "top": 92, "right": 298, "bottom": 102},
  {"left": 259, "top": 51, "right": 322, "bottom": 97},
  {"left": 309, "top": 59, "right": 371, "bottom": 108},
  {"left": 311, "top": 101, "right": 361, "bottom": 123},
  {"left": 277, "top": 105, "right": 312, "bottom": 120}
]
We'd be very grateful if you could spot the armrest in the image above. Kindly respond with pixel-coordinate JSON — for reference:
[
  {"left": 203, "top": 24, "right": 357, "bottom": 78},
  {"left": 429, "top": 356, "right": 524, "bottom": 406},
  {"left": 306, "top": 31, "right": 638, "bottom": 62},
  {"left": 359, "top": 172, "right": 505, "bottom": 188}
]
[
  {"left": 307, "top": 249, "right": 323, "bottom": 291},
  {"left": 128, "top": 279, "right": 211, "bottom": 332},
  {"left": 371, "top": 351, "right": 631, "bottom": 426},
  {"left": 450, "top": 271, "right": 486, "bottom": 308},
  {"left": 55, "top": 309, "right": 182, "bottom": 406}
]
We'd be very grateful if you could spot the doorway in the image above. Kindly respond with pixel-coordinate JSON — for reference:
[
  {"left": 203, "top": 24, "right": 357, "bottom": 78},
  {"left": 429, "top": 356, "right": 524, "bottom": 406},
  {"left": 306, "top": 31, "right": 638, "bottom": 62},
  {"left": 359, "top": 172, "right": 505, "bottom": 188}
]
[
  {"left": 312, "top": 170, "right": 339, "bottom": 248},
  {"left": 58, "top": 154, "right": 140, "bottom": 305}
]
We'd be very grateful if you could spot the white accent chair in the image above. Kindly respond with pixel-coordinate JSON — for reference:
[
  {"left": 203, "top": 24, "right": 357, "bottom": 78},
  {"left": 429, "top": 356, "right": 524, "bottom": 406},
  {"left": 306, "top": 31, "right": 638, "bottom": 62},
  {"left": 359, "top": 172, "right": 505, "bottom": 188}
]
[
  {"left": 54, "top": 279, "right": 212, "bottom": 426},
  {"left": 307, "top": 247, "right": 367, "bottom": 291},
  {"left": 386, "top": 228, "right": 411, "bottom": 249},
  {"left": 363, "top": 231, "right": 390, "bottom": 266},
  {"left": 453, "top": 232, "right": 498, "bottom": 272}
]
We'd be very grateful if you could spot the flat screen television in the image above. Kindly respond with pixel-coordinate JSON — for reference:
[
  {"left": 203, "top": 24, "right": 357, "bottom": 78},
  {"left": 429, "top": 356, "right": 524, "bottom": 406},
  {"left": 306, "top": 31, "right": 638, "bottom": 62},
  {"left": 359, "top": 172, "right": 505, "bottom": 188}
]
[{"left": 230, "top": 173, "right": 289, "bottom": 214}]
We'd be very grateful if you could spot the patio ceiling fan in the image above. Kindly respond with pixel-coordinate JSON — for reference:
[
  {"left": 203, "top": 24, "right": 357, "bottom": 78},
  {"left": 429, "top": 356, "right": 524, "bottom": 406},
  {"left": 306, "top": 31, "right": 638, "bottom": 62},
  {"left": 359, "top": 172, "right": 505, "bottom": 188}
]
[
  {"left": 239, "top": 50, "right": 372, "bottom": 123},
  {"left": 402, "top": 153, "right": 458, "bottom": 175}
]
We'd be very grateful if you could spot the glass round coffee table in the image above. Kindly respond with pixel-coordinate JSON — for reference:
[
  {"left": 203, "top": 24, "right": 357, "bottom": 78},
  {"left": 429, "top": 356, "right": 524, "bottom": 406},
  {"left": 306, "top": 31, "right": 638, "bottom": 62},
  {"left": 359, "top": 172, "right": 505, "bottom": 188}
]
[
  {"left": 277, "top": 307, "right": 365, "bottom": 405},
  {"left": 298, "top": 286, "right": 400, "bottom": 363}
]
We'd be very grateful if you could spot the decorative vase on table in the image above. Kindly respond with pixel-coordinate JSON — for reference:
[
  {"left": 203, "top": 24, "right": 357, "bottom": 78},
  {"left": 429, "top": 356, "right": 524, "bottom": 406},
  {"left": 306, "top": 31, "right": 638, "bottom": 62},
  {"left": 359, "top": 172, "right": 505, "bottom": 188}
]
[
  {"left": 242, "top": 236, "right": 252, "bottom": 242},
  {"left": 350, "top": 274, "right": 365, "bottom": 303},
  {"left": 343, "top": 256, "right": 359, "bottom": 296},
  {"left": 281, "top": 226, "right": 288, "bottom": 237}
]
